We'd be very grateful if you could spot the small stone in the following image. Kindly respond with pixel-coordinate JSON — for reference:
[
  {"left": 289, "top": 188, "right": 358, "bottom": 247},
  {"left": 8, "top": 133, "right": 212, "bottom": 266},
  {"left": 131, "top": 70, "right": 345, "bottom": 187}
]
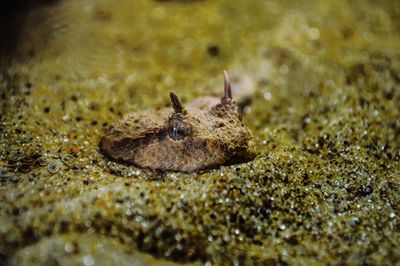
[
  {"left": 47, "top": 160, "right": 62, "bottom": 174},
  {"left": 308, "top": 27, "right": 320, "bottom": 40},
  {"left": 263, "top": 91, "right": 272, "bottom": 101},
  {"left": 349, "top": 217, "right": 360, "bottom": 226},
  {"left": 207, "top": 45, "right": 220, "bottom": 57},
  {"left": 83, "top": 255, "right": 95, "bottom": 266},
  {"left": 64, "top": 242, "right": 74, "bottom": 253},
  {"left": 63, "top": 114, "right": 71, "bottom": 122},
  {"left": 357, "top": 185, "right": 373, "bottom": 197}
]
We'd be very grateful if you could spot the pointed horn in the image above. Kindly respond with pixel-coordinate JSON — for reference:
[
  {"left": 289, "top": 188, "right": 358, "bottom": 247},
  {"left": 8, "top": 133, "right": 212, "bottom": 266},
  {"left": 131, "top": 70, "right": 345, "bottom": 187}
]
[
  {"left": 222, "top": 70, "right": 232, "bottom": 104},
  {"left": 169, "top": 92, "right": 183, "bottom": 113}
]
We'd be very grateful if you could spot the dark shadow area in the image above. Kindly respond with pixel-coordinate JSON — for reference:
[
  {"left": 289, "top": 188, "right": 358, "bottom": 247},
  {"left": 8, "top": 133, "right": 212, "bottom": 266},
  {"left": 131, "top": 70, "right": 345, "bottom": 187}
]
[{"left": 0, "top": 0, "right": 59, "bottom": 60}]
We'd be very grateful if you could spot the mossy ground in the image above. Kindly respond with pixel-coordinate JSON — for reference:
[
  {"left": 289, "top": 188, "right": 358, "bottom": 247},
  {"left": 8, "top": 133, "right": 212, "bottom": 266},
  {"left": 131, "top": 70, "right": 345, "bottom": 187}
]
[{"left": 0, "top": 0, "right": 399, "bottom": 265}]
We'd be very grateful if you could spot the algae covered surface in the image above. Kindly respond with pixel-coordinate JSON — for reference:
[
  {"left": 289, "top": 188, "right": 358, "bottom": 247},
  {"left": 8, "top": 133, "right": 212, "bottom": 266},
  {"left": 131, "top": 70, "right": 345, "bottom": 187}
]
[{"left": 0, "top": 0, "right": 399, "bottom": 265}]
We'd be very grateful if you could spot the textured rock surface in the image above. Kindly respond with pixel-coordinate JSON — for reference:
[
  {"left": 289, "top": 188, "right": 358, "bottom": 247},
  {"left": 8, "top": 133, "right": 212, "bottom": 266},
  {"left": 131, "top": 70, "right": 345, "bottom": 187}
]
[{"left": 0, "top": 0, "right": 399, "bottom": 265}]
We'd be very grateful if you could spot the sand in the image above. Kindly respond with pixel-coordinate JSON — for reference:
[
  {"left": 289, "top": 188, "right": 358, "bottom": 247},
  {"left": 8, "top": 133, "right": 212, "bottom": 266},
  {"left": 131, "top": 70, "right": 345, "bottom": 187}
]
[{"left": 0, "top": 0, "right": 399, "bottom": 265}]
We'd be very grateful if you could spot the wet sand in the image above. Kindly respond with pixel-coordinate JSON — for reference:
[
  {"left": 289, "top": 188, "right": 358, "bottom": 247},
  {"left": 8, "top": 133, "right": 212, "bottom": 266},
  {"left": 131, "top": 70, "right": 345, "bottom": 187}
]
[{"left": 0, "top": 0, "right": 399, "bottom": 265}]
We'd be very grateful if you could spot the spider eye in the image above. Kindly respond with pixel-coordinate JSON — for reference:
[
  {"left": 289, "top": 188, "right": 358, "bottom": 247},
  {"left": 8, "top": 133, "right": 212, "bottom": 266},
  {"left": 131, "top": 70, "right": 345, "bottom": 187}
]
[{"left": 168, "top": 119, "right": 190, "bottom": 140}]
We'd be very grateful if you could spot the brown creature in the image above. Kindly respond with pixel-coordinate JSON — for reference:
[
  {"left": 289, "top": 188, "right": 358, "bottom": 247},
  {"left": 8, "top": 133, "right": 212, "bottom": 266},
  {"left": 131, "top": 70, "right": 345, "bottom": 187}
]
[{"left": 100, "top": 72, "right": 256, "bottom": 172}]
